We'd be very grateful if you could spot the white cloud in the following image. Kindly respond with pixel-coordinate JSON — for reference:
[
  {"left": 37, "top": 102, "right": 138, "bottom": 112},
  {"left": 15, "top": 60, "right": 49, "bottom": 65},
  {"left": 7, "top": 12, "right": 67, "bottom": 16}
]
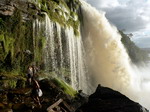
[
  {"left": 85, "top": 0, "right": 150, "bottom": 32},
  {"left": 85, "top": 0, "right": 119, "bottom": 8},
  {"left": 84, "top": 0, "right": 150, "bottom": 47}
]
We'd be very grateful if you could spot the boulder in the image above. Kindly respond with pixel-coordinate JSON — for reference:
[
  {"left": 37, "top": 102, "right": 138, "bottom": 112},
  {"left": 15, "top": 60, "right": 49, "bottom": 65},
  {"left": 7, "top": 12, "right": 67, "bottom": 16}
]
[{"left": 76, "top": 84, "right": 149, "bottom": 112}]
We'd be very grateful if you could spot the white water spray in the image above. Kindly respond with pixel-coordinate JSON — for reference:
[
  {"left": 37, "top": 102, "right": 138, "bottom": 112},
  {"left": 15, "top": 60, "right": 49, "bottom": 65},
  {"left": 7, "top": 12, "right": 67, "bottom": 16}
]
[
  {"left": 65, "top": 27, "right": 88, "bottom": 92},
  {"left": 81, "top": 0, "right": 150, "bottom": 109},
  {"left": 44, "top": 15, "right": 59, "bottom": 73},
  {"left": 34, "top": 14, "right": 88, "bottom": 92}
]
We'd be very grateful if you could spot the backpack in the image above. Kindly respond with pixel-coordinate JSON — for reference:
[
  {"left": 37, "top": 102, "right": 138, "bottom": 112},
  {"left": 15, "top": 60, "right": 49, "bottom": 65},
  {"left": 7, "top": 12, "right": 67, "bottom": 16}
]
[{"left": 37, "top": 89, "right": 43, "bottom": 97}]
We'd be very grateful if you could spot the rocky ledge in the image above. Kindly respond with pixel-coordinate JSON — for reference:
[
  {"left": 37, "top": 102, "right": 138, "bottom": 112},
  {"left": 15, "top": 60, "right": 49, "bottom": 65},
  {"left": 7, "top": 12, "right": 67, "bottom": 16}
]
[
  {"left": 0, "top": 78, "right": 88, "bottom": 112},
  {"left": 0, "top": 79, "right": 148, "bottom": 112},
  {"left": 76, "top": 84, "right": 149, "bottom": 112}
]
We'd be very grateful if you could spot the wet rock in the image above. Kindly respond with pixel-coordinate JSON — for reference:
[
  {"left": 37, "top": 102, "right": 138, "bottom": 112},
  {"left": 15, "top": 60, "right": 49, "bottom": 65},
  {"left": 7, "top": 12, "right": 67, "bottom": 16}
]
[
  {"left": 0, "top": 109, "right": 13, "bottom": 112},
  {"left": 0, "top": 103, "right": 5, "bottom": 109},
  {"left": 0, "top": 1, "right": 6, "bottom": 5},
  {"left": 0, "top": 76, "right": 7, "bottom": 80},
  {"left": 24, "top": 50, "right": 32, "bottom": 55},
  {"left": 0, "top": 92, "right": 7, "bottom": 104},
  {"left": 76, "top": 85, "right": 149, "bottom": 112},
  {"left": 0, "top": 79, "right": 87, "bottom": 112},
  {"left": 16, "top": 79, "right": 25, "bottom": 88},
  {"left": 7, "top": 88, "right": 31, "bottom": 104},
  {"left": 0, "top": 5, "right": 15, "bottom": 16},
  {"left": 0, "top": 102, "right": 13, "bottom": 112},
  {"left": 12, "top": 103, "right": 26, "bottom": 110},
  {"left": 28, "top": 3, "right": 39, "bottom": 10},
  {"left": 73, "top": 90, "right": 88, "bottom": 109}
]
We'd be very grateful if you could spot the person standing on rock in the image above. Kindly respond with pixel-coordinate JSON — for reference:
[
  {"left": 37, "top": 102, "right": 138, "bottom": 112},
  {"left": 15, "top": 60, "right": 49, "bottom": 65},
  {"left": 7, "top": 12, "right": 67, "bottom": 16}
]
[
  {"left": 31, "top": 78, "right": 42, "bottom": 107},
  {"left": 32, "top": 65, "right": 39, "bottom": 79},
  {"left": 27, "top": 64, "right": 39, "bottom": 86},
  {"left": 27, "top": 65, "right": 34, "bottom": 86}
]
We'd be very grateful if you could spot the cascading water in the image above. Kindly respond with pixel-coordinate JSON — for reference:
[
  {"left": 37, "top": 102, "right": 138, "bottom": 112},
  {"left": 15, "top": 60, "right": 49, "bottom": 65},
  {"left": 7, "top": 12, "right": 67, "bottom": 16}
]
[
  {"left": 80, "top": 0, "right": 133, "bottom": 92},
  {"left": 80, "top": 0, "right": 150, "bottom": 109},
  {"left": 65, "top": 27, "right": 88, "bottom": 92},
  {"left": 44, "top": 15, "right": 59, "bottom": 74},
  {"left": 33, "top": 14, "right": 88, "bottom": 92},
  {"left": 31, "top": 0, "right": 150, "bottom": 109}
]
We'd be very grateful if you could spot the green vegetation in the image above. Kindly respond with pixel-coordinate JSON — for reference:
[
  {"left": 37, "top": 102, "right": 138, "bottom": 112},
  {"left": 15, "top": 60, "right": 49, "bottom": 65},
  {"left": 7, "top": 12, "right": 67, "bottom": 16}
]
[
  {"left": 37, "top": 0, "right": 81, "bottom": 36},
  {"left": 0, "top": 10, "right": 32, "bottom": 71},
  {"left": 0, "top": 71, "right": 26, "bottom": 89},
  {"left": 0, "top": 0, "right": 81, "bottom": 88},
  {"left": 0, "top": 8, "right": 47, "bottom": 72},
  {"left": 0, "top": 34, "right": 15, "bottom": 62},
  {"left": 0, "top": 0, "right": 81, "bottom": 73},
  {"left": 120, "top": 31, "right": 149, "bottom": 64},
  {"left": 52, "top": 78, "right": 77, "bottom": 97}
]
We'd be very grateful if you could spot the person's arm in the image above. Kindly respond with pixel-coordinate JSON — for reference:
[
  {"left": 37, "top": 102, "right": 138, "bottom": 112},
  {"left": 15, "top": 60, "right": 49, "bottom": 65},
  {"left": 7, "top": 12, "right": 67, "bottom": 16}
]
[{"left": 35, "top": 80, "right": 40, "bottom": 89}]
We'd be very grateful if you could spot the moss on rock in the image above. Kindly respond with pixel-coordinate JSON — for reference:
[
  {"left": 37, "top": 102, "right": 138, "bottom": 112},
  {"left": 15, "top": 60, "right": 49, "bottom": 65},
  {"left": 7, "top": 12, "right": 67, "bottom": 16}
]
[
  {"left": 37, "top": 0, "right": 81, "bottom": 36},
  {"left": 52, "top": 78, "right": 77, "bottom": 97},
  {"left": 0, "top": 0, "right": 82, "bottom": 85}
]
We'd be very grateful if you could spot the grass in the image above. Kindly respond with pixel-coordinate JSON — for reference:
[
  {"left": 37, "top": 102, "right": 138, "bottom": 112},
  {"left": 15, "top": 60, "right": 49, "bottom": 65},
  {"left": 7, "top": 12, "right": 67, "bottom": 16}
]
[
  {"left": 52, "top": 78, "right": 77, "bottom": 97},
  {"left": 0, "top": 70, "right": 26, "bottom": 89},
  {"left": 0, "top": 70, "right": 26, "bottom": 80}
]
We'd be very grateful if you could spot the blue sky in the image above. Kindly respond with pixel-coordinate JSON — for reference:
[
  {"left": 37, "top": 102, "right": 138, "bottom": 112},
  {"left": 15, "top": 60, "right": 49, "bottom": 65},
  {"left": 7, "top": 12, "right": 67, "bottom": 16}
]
[{"left": 84, "top": 0, "right": 150, "bottom": 48}]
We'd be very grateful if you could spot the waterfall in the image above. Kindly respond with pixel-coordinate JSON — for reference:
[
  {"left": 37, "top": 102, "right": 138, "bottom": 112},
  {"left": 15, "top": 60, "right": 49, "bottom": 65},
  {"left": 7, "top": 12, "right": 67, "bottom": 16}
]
[
  {"left": 80, "top": 0, "right": 150, "bottom": 109},
  {"left": 44, "top": 15, "right": 58, "bottom": 73},
  {"left": 31, "top": 0, "right": 150, "bottom": 109},
  {"left": 33, "top": 14, "right": 88, "bottom": 92},
  {"left": 65, "top": 27, "right": 88, "bottom": 92},
  {"left": 80, "top": 0, "right": 133, "bottom": 92},
  {"left": 33, "top": 18, "right": 45, "bottom": 63}
]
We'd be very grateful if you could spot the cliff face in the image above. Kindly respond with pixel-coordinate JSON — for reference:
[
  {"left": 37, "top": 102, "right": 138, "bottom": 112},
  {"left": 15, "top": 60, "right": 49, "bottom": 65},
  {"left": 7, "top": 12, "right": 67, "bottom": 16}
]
[
  {"left": 0, "top": 0, "right": 81, "bottom": 73},
  {"left": 0, "top": 0, "right": 84, "bottom": 91}
]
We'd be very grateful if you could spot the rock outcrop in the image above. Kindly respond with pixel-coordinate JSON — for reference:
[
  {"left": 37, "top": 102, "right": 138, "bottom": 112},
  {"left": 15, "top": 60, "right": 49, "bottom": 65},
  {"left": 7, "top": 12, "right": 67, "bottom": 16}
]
[
  {"left": 76, "top": 84, "right": 149, "bottom": 112},
  {"left": 0, "top": 79, "right": 87, "bottom": 112},
  {"left": 0, "top": 79, "right": 149, "bottom": 112}
]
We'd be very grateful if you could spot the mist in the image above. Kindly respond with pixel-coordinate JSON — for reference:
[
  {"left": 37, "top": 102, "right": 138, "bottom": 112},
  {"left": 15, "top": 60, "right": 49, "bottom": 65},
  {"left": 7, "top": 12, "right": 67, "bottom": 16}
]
[{"left": 81, "top": 0, "right": 150, "bottom": 109}]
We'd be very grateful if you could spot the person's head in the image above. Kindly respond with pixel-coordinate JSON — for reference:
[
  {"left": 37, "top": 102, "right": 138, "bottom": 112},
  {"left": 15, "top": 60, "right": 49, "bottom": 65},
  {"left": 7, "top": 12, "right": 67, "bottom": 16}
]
[{"left": 28, "top": 66, "right": 32, "bottom": 70}]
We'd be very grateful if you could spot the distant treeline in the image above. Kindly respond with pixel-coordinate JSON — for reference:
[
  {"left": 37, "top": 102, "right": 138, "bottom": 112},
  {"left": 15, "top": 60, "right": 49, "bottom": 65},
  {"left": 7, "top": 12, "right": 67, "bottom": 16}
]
[{"left": 119, "top": 31, "right": 149, "bottom": 64}]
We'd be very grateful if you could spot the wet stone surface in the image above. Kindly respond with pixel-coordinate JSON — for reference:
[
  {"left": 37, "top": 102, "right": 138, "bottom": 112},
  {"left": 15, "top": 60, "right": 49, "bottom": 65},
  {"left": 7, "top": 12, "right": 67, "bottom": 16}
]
[{"left": 0, "top": 79, "right": 86, "bottom": 112}]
